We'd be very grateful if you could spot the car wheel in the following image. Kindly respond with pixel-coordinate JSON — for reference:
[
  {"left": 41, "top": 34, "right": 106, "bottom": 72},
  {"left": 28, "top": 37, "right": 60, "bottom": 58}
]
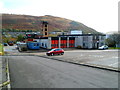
[
  {"left": 18, "top": 47, "right": 22, "bottom": 52},
  {"left": 51, "top": 53, "right": 54, "bottom": 56},
  {"left": 61, "top": 52, "right": 64, "bottom": 55}
]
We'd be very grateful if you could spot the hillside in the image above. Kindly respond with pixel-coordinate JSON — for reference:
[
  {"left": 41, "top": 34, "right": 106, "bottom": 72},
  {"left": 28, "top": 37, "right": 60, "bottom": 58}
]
[{"left": 1, "top": 14, "right": 100, "bottom": 34}]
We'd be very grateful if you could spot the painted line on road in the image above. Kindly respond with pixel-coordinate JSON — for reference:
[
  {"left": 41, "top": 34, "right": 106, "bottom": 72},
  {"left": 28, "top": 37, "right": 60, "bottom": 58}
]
[
  {"left": 108, "top": 62, "right": 118, "bottom": 66},
  {"left": 6, "top": 58, "right": 11, "bottom": 89},
  {"left": 0, "top": 81, "right": 10, "bottom": 87},
  {"left": 0, "top": 58, "right": 11, "bottom": 89}
]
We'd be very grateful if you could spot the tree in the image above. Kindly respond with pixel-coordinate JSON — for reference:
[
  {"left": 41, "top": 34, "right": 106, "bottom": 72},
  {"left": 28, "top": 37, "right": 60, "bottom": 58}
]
[
  {"left": 0, "top": 32, "right": 2, "bottom": 43},
  {"left": 106, "top": 34, "right": 120, "bottom": 47},
  {"left": 17, "top": 34, "right": 24, "bottom": 41},
  {"left": 105, "top": 38, "right": 115, "bottom": 47},
  {"left": 2, "top": 36, "right": 10, "bottom": 43}
]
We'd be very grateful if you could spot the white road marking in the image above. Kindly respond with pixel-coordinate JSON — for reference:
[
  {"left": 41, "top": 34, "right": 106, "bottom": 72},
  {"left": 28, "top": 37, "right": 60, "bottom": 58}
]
[{"left": 108, "top": 62, "right": 118, "bottom": 66}]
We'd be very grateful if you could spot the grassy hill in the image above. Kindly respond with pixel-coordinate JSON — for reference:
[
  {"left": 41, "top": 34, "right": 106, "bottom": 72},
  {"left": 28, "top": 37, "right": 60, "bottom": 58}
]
[{"left": 2, "top": 14, "right": 101, "bottom": 34}]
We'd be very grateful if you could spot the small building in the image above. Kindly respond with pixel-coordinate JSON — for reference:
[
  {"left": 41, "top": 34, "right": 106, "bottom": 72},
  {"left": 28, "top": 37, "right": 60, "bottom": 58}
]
[
  {"left": 49, "top": 31, "right": 68, "bottom": 35},
  {"left": 69, "top": 30, "right": 82, "bottom": 35}
]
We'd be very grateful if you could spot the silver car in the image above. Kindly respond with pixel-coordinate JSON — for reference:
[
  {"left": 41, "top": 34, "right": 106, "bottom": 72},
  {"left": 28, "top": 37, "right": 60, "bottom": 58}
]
[{"left": 98, "top": 45, "right": 108, "bottom": 50}]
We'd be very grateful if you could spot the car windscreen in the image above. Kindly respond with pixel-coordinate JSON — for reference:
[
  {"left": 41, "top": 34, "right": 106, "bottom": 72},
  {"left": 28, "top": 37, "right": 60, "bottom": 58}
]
[{"left": 50, "top": 49, "right": 56, "bottom": 51}]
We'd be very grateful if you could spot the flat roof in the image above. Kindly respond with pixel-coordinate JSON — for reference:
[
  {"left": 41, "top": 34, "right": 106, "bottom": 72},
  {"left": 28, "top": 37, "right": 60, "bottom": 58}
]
[{"left": 59, "top": 34, "right": 106, "bottom": 37}]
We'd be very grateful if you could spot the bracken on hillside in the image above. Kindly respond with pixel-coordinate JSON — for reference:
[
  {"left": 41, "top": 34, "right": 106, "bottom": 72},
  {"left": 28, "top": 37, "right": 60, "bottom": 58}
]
[{"left": 1, "top": 14, "right": 101, "bottom": 34}]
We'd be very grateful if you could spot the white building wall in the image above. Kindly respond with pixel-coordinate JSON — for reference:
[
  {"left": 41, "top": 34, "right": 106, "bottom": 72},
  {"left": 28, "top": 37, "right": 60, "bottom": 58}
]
[
  {"left": 48, "top": 37, "right": 51, "bottom": 49},
  {"left": 58, "top": 37, "right": 61, "bottom": 48},
  {"left": 67, "top": 37, "right": 69, "bottom": 48},
  {"left": 70, "top": 30, "right": 82, "bottom": 35},
  {"left": 99, "top": 36, "right": 106, "bottom": 47},
  {"left": 40, "top": 38, "right": 51, "bottom": 49},
  {"left": 87, "top": 36, "right": 93, "bottom": 49},
  {"left": 83, "top": 36, "right": 89, "bottom": 48},
  {"left": 75, "top": 36, "right": 83, "bottom": 47}
]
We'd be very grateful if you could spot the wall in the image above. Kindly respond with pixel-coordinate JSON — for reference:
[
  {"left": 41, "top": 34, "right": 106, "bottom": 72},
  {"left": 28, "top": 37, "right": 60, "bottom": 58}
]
[
  {"left": 75, "top": 36, "right": 83, "bottom": 47},
  {"left": 98, "top": 36, "right": 106, "bottom": 47},
  {"left": 39, "top": 37, "right": 51, "bottom": 49},
  {"left": 87, "top": 36, "right": 93, "bottom": 49}
]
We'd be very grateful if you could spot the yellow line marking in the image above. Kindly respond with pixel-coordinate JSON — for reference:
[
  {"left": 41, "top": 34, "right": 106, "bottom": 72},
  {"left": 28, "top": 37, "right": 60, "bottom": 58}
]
[{"left": 0, "top": 81, "right": 10, "bottom": 87}]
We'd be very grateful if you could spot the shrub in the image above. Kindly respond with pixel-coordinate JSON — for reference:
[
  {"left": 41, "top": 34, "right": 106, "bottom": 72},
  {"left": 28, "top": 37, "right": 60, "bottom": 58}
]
[{"left": 77, "top": 45, "right": 82, "bottom": 49}]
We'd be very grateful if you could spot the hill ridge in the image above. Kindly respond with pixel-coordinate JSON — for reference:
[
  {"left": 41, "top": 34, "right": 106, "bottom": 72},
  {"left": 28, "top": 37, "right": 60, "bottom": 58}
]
[{"left": 2, "top": 14, "right": 100, "bottom": 34}]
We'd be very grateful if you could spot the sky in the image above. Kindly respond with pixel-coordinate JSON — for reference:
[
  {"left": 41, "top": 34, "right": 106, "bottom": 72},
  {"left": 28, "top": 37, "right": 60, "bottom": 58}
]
[{"left": 0, "top": 0, "right": 119, "bottom": 33}]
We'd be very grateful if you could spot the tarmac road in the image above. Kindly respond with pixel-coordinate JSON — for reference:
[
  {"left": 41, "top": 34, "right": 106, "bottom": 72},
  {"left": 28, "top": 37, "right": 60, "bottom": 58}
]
[{"left": 8, "top": 56, "right": 118, "bottom": 88}]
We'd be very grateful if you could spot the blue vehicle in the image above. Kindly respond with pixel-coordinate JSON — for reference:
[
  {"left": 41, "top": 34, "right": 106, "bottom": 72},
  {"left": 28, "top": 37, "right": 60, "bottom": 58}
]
[{"left": 27, "top": 42, "right": 40, "bottom": 50}]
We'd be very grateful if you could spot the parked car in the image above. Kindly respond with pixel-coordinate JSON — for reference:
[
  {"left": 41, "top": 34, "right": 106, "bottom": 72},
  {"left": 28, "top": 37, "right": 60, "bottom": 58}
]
[
  {"left": 17, "top": 43, "right": 27, "bottom": 52},
  {"left": 3, "top": 43, "right": 8, "bottom": 46},
  {"left": 16, "top": 42, "right": 21, "bottom": 45},
  {"left": 46, "top": 48, "right": 64, "bottom": 56},
  {"left": 8, "top": 41, "right": 14, "bottom": 46},
  {"left": 98, "top": 45, "right": 108, "bottom": 50}
]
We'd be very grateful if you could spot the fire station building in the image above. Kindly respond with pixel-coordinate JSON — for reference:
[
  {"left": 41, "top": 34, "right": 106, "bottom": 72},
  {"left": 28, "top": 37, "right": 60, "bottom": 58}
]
[
  {"left": 38, "top": 34, "right": 106, "bottom": 49},
  {"left": 26, "top": 21, "right": 106, "bottom": 49}
]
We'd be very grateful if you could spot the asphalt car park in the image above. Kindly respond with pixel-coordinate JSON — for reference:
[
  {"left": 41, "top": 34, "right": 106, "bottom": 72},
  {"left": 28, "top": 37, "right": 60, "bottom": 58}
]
[{"left": 43, "top": 49, "right": 119, "bottom": 70}]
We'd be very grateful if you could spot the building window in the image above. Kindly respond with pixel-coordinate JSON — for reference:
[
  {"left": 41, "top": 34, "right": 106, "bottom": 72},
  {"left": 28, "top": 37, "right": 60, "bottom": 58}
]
[
  {"left": 83, "top": 36, "right": 88, "bottom": 41},
  {"left": 45, "top": 28, "right": 47, "bottom": 31},
  {"left": 45, "top": 24, "right": 47, "bottom": 27},
  {"left": 101, "top": 36, "right": 105, "bottom": 40},
  {"left": 45, "top": 32, "right": 47, "bottom": 35},
  {"left": 94, "top": 36, "right": 96, "bottom": 39}
]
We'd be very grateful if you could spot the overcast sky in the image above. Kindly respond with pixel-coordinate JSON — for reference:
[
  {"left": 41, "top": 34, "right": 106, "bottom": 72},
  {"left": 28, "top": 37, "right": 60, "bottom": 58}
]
[{"left": 0, "top": 0, "right": 119, "bottom": 33}]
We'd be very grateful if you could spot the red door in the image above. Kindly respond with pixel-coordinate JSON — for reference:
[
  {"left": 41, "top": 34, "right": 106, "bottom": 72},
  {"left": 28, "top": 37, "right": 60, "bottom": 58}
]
[
  {"left": 60, "top": 37, "right": 67, "bottom": 48},
  {"left": 51, "top": 40, "right": 59, "bottom": 49},
  {"left": 69, "top": 39, "right": 75, "bottom": 47}
]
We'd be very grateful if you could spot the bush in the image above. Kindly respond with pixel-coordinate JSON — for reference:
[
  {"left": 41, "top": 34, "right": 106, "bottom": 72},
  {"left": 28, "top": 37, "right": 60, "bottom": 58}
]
[{"left": 77, "top": 45, "right": 82, "bottom": 49}]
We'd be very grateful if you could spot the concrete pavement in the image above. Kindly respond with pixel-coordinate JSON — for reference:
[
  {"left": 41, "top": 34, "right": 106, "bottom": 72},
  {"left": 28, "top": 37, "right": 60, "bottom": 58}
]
[
  {"left": 0, "top": 56, "right": 2, "bottom": 90},
  {"left": 0, "top": 57, "right": 11, "bottom": 89}
]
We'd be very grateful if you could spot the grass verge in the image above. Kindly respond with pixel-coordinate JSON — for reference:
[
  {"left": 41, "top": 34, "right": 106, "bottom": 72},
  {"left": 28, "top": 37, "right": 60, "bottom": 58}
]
[
  {"left": 0, "top": 44, "right": 4, "bottom": 55},
  {"left": 109, "top": 47, "right": 120, "bottom": 49}
]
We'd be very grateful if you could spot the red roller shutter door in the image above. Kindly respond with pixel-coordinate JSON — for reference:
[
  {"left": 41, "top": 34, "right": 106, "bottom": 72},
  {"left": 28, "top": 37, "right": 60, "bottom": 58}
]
[
  {"left": 60, "top": 39, "right": 67, "bottom": 48},
  {"left": 51, "top": 40, "right": 59, "bottom": 49},
  {"left": 63, "top": 40, "right": 67, "bottom": 48},
  {"left": 55, "top": 40, "right": 59, "bottom": 48},
  {"left": 69, "top": 38, "right": 75, "bottom": 47}
]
